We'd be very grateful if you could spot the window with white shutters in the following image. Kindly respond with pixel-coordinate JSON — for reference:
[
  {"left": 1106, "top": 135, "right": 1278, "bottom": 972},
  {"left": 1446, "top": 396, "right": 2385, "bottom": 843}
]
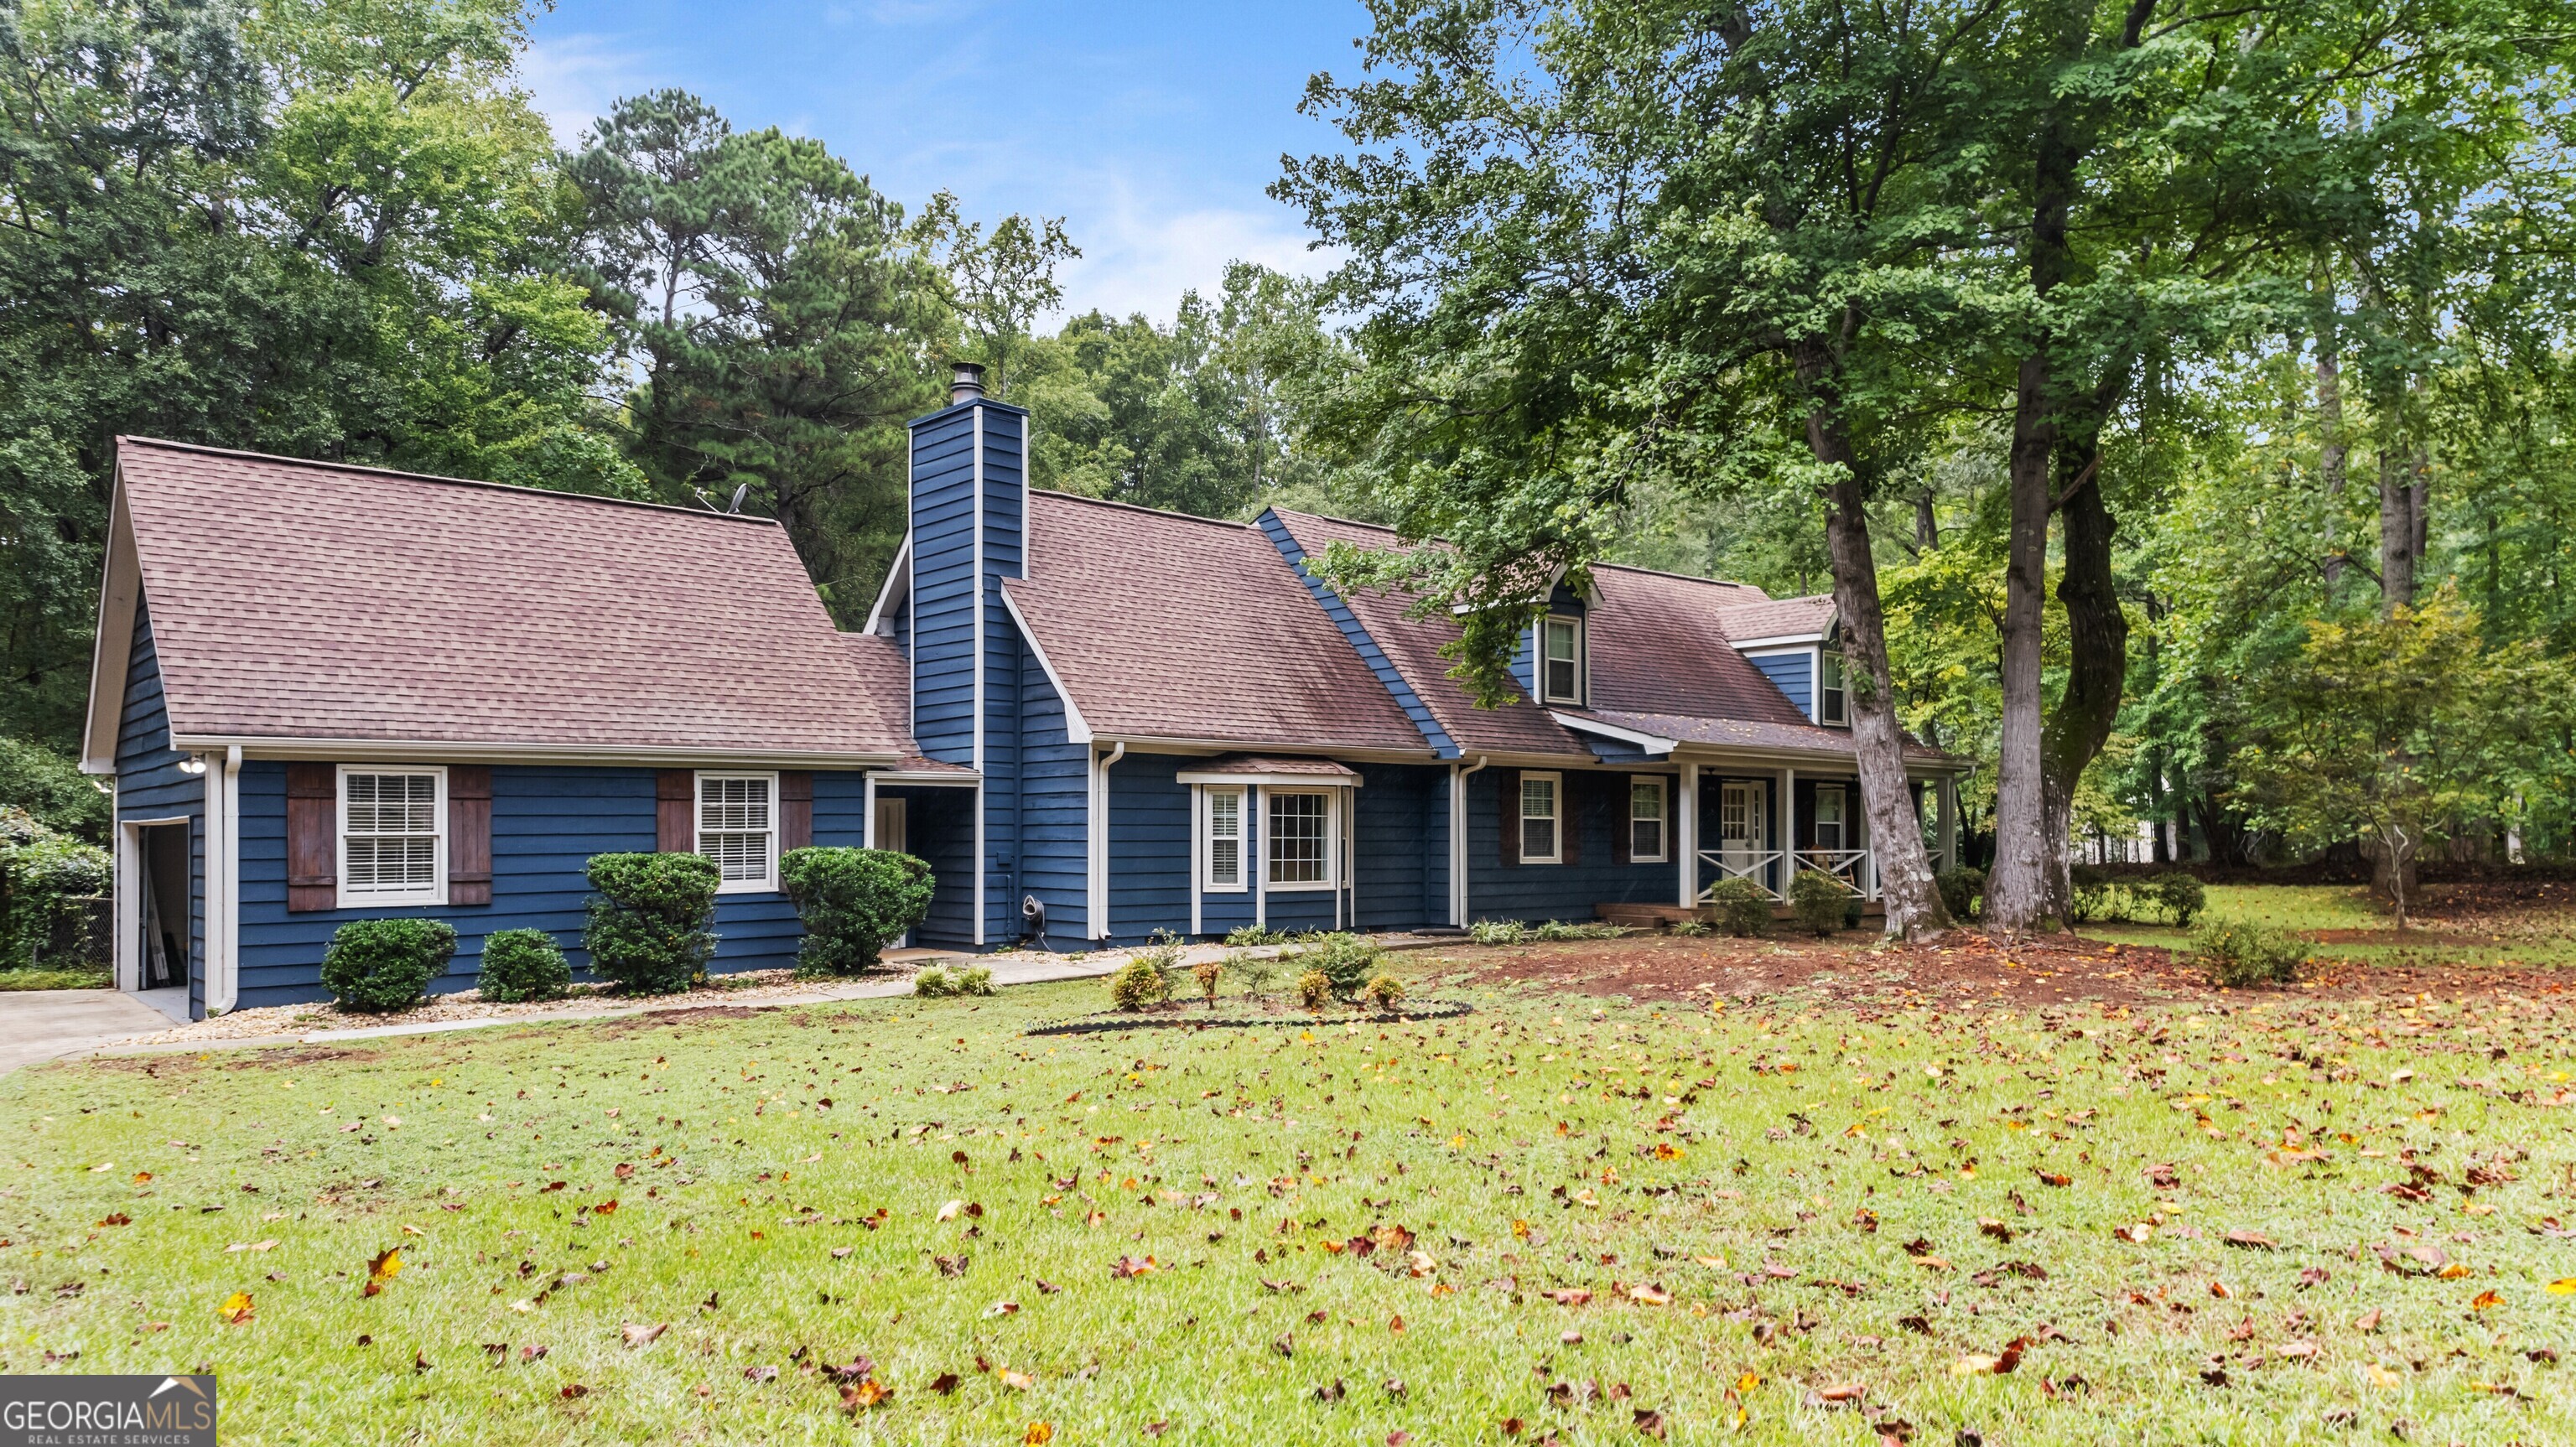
[
  {"left": 698, "top": 773, "right": 777, "bottom": 892},
  {"left": 1204, "top": 786, "right": 1245, "bottom": 890},
  {"left": 340, "top": 768, "right": 444, "bottom": 906}
]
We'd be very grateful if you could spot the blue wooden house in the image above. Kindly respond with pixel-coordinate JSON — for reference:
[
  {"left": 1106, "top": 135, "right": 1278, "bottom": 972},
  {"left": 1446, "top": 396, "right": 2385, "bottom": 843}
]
[{"left": 84, "top": 368, "right": 1960, "bottom": 1018}]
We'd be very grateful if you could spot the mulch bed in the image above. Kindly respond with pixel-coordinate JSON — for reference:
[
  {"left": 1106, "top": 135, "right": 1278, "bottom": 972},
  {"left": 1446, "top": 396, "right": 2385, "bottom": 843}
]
[{"left": 1432, "top": 927, "right": 2574, "bottom": 1012}]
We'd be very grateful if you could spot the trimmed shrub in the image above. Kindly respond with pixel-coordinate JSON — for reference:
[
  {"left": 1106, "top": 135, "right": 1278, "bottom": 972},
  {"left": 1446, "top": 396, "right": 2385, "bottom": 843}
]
[
  {"left": 2193, "top": 921, "right": 2308, "bottom": 988},
  {"left": 1291, "top": 933, "right": 1382, "bottom": 998},
  {"left": 2146, "top": 871, "right": 2206, "bottom": 927},
  {"left": 1108, "top": 957, "right": 1169, "bottom": 1011},
  {"left": 1192, "top": 956, "right": 1224, "bottom": 1004},
  {"left": 321, "top": 918, "right": 455, "bottom": 1014},
  {"left": 1363, "top": 973, "right": 1407, "bottom": 1012},
  {"left": 1789, "top": 870, "right": 1853, "bottom": 937},
  {"left": 1467, "top": 919, "right": 1528, "bottom": 946},
  {"left": 476, "top": 928, "right": 570, "bottom": 1003},
  {"left": 584, "top": 853, "right": 719, "bottom": 996},
  {"left": 780, "top": 847, "right": 935, "bottom": 977},
  {"left": 1296, "top": 968, "right": 1334, "bottom": 1009},
  {"left": 1703, "top": 878, "right": 1771, "bottom": 938},
  {"left": 1935, "top": 865, "right": 1986, "bottom": 922},
  {"left": 1534, "top": 920, "right": 1624, "bottom": 941},
  {"left": 914, "top": 964, "right": 995, "bottom": 998}
]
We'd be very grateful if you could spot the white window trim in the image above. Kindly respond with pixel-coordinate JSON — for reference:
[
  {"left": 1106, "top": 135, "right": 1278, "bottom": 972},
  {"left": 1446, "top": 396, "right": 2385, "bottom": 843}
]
[
  {"left": 1628, "top": 775, "right": 1670, "bottom": 864},
  {"left": 697, "top": 770, "right": 780, "bottom": 895},
  {"left": 1202, "top": 784, "right": 1248, "bottom": 893},
  {"left": 1519, "top": 770, "right": 1563, "bottom": 865},
  {"left": 1818, "top": 648, "right": 1848, "bottom": 726},
  {"left": 1265, "top": 788, "right": 1339, "bottom": 892},
  {"left": 336, "top": 764, "right": 447, "bottom": 910},
  {"left": 1815, "top": 783, "right": 1849, "bottom": 851},
  {"left": 1540, "top": 615, "right": 1585, "bottom": 705}
]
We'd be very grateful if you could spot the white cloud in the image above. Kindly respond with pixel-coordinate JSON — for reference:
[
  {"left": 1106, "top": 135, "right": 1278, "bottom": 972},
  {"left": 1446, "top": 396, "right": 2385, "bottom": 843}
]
[
  {"left": 517, "top": 34, "right": 660, "bottom": 148},
  {"left": 1052, "top": 175, "right": 1337, "bottom": 324}
]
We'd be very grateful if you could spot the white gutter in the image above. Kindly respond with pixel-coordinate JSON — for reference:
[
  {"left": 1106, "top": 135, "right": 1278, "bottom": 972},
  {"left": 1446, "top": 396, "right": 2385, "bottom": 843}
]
[
  {"left": 1450, "top": 755, "right": 1488, "bottom": 927},
  {"left": 1088, "top": 742, "right": 1124, "bottom": 939},
  {"left": 208, "top": 745, "right": 242, "bottom": 1014}
]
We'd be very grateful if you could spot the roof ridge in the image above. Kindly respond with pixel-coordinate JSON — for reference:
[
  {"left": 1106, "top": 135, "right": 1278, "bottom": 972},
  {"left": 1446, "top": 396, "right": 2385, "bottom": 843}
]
[
  {"left": 1031, "top": 489, "right": 1255, "bottom": 529},
  {"left": 115, "top": 436, "right": 778, "bottom": 526},
  {"left": 1593, "top": 559, "right": 1763, "bottom": 591},
  {"left": 1275, "top": 510, "right": 1763, "bottom": 594}
]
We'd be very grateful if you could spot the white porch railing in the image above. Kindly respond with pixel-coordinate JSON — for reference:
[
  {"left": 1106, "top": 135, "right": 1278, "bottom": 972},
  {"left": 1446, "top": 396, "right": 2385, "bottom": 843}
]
[
  {"left": 1696, "top": 848, "right": 1784, "bottom": 902},
  {"left": 1794, "top": 848, "right": 1879, "bottom": 900}
]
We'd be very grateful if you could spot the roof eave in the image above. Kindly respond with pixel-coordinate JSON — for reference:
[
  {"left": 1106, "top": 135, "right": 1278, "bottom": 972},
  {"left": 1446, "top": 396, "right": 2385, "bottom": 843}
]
[{"left": 164, "top": 734, "right": 908, "bottom": 770}]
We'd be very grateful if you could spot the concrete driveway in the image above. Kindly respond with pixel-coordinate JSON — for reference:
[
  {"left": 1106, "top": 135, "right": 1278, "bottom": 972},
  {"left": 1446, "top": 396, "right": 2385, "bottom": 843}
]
[{"left": 0, "top": 990, "right": 175, "bottom": 1075}]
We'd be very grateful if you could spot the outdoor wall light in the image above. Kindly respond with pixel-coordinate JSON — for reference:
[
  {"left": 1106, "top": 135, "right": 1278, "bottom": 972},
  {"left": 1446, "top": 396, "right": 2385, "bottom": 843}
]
[{"left": 178, "top": 754, "right": 209, "bottom": 775}]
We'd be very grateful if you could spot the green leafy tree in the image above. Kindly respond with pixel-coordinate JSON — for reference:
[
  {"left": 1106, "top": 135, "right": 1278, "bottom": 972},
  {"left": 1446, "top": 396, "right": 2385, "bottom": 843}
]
[
  {"left": 2233, "top": 589, "right": 2568, "bottom": 926},
  {"left": 914, "top": 189, "right": 1078, "bottom": 402}
]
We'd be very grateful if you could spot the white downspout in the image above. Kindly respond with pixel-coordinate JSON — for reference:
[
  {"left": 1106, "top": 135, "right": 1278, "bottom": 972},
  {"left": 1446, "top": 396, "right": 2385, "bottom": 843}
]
[
  {"left": 1451, "top": 755, "right": 1488, "bottom": 927},
  {"left": 1090, "top": 742, "right": 1124, "bottom": 940},
  {"left": 210, "top": 745, "right": 241, "bottom": 1014},
  {"left": 1678, "top": 761, "right": 1699, "bottom": 908}
]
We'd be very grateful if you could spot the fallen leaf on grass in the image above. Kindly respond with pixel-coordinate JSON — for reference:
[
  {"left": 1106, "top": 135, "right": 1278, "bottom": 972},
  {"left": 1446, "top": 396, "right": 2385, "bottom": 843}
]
[
  {"left": 361, "top": 1247, "right": 401, "bottom": 1297},
  {"left": 559, "top": 1384, "right": 588, "bottom": 1400},
  {"left": 621, "top": 1322, "right": 667, "bottom": 1348},
  {"left": 841, "top": 1378, "right": 891, "bottom": 1409},
  {"left": 929, "top": 1372, "right": 960, "bottom": 1394},
  {"left": 2111, "top": 1223, "right": 2153, "bottom": 1244},
  {"left": 216, "top": 1291, "right": 254, "bottom": 1325},
  {"left": 1542, "top": 1289, "right": 1592, "bottom": 1306},
  {"left": 999, "top": 1369, "right": 1036, "bottom": 1390},
  {"left": 1112, "top": 1254, "right": 1158, "bottom": 1278},
  {"left": 1633, "top": 1408, "right": 1667, "bottom": 1439},
  {"left": 2223, "top": 1231, "right": 2276, "bottom": 1251},
  {"left": 1024, "top": 1425, "right": 1052, "bottom": 1446},
  {"left": 2471, "top": 1289, "right": 2503, "bottom": 1311},
  {"left": 2546, "top": 1278, "right": 2576, "bottom": 1295}
]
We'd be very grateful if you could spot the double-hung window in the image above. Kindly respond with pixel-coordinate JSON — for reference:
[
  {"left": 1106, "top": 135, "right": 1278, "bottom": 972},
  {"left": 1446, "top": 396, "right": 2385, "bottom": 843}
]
[
  {"left": 698, "top": 772, "right": 777, "bottom": 893},
  {"left": 1814, "top": 786, "right": 1848, "bottom": 852},
  {"left": 1819, "top": 650, "right": 1848, "bottom": 725},
  {"left": 1628, "top": 776, "right": 1668, "bottom": 863},
  {"left": 1266, "top": 791, "right": 1332, "bottom": 889},
  {"left": 340, "top": 767, "right": 445, "bottom": 907},
  {"left": 1540, "top": 616, "right": 1584, "bottom": 704},
  {"left": 1203, "top": 786, "right": 1246, "bottom": 891},
  {"left": 1519, "top": 772, "right": 1561, "bottom": 864}
]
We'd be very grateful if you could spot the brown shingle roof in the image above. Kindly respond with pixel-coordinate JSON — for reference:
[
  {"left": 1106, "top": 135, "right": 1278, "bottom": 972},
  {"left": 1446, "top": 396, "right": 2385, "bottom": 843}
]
[
  {"left": 836, "top": 633, "right": 972, "bottom": 775},
  {"left": 1001, "top": 494, "right": 1431, "bottom": 754},
  {"left": 1713, "top": 594, "right": 1835, "bottom": 643},
  {"left": 115, "top": 438, "right": 910, "bottom": 760},
  {"left": 1266, "top": 511, "right": 1585, "bottom": 757},
  {"left": 1567, "top": 708, "right": 1950, "bottom": 764},
  {"left": 1587, "top": 567, "right": 1815, "bottom": 725}
]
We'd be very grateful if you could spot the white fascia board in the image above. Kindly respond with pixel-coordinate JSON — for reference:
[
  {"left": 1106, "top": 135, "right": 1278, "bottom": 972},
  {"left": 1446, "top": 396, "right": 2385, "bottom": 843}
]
[
  {"left": 861, "top": 534, "right": 911, "bottom": 637},
  {"left": 1176, "top": 770, "right": 1365, "bottom": 789},
  {"left": 1094, "top": 736, "right": 1440, "bottom": 765},
  {"left": 1549, "top": 710, "right": 1679, "bottom": 753},
  {"left": 995, "top": 586, "right": 1092, "bottom": 744},
  {"left": 1731, "top": 635, "right": 1829, "bottom": 651},
  {"left": 873, "top": 769, "right": 983, "bottom": 786},
  {"left": 169, "top": 736, "right": 902, "bottom": 770},
  {"left": 80, "top": 481, "right": 141, "bottom": 773}
]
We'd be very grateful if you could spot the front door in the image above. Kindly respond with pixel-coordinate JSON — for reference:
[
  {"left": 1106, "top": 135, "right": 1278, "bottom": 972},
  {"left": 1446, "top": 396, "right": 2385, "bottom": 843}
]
[
  {"left": 873, "top": 798, "right": 907, "bottom": 854},
  {"left": 1718, "top": 781, "right": 1769, "bottom": 889}
]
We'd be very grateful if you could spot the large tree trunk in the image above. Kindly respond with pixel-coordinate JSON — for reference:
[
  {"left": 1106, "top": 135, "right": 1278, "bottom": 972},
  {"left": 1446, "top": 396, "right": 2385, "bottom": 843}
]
[
  {"left": 2376, "top": 422, "right": 2416, "bottom": 614},
  {"left": 1990, "top": 362, "right": 2059, "bottom": 931},
  {"left": 2317, "top": 337, "right": 2349, "bottom": 585},
  {"left": 2038, "top": 438, "right": 2128, "bottom": 921},
  {"left": 1793, "top": 343, "right": 1950, "bottom": 941}
]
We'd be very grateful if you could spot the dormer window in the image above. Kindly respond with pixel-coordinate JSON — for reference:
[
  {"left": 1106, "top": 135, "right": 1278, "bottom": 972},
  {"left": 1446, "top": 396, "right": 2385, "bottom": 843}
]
[
  {"left": 1819, "top": 650, "right": 1848, "bottom": 725},
  {"left": 1541, "top": 615, "right": 1584, "bottom": 704}
]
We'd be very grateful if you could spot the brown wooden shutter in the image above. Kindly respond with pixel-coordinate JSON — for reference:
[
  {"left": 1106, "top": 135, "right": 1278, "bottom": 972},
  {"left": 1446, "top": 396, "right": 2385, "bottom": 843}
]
[
  {"left": 779, "top": 770, "right": 813, "bottom": 852},
  {"left": 657, "top": 770, "right": 695, "bottom": 852},
  {"left": 1610, "top": 775, "right": 1632, "bottom": 867},
  {"left": 286, "top": 763, "right": 337, "bottom": 912},
  {"left": 1495, "top": 768, "right": 1520, "bottom": 867},
  {"left": 1561, "top": 773, "right": 1581, "bottom": 867},
  {"left": 447, "top": 765, "right": 491, "bottom": 906}
]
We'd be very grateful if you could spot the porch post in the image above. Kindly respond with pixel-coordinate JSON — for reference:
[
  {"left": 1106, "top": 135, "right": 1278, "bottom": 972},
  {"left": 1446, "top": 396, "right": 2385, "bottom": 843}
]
[
  {"left": 1938, "top": 775, "right": 1959, "bottom": 875},
  {"left": 1253, "top": 785, "right": 1266, "bottom": 931},
  {"left": 862, "top": 773, "right": 878, "bottom": 848},
  {"left": 1677, "top": 762, "right": 1699, "bottom": 907},
  {"left": 1781, "top": 766, "right": 1797, "bottom": 896}
]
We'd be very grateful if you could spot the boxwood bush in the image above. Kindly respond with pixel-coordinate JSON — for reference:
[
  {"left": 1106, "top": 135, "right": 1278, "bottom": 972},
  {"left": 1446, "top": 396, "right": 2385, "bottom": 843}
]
[
  {"left": 583, "top": 853, "right": 719, "bottom": 995},
  {"left": 2194, "top": 921, "right": 2308, "bottom": 988},
  {"left": 476, "top": 928, "right": 571, "bottom": 1003},
  {"left": 320, "top": 918, "right": 456, "bottom": 1013},
  {"left": 1703, "top": 877, "right": 1772, "bottom": 937},
  {"left": 779, "top": 847, "right": 936, "bottom": 977},
  {"left": 1789, "top": 869, "right": 1853, "bottom": 937}
]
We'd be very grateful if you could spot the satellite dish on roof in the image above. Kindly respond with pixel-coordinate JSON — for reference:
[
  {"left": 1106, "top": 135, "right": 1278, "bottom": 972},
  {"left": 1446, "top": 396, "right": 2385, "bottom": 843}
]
[{"left": 727, "top": 484, "right": 749, "bottom": 515}]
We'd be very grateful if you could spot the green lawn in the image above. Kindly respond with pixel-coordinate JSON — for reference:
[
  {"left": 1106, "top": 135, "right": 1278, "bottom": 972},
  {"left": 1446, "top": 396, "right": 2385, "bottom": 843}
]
[
  {"left": 3, "top": 965, "right": 2572, "bottom": 1444},
  {"left": 2094, "top": 883, "right": 2576, "bottom": 972}
]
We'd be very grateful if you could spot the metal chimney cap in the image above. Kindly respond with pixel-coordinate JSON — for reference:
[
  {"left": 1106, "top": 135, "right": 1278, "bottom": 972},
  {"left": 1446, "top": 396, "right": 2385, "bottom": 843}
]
[{"left": 950, "top": 360, "right": 987, "bottom": 404}]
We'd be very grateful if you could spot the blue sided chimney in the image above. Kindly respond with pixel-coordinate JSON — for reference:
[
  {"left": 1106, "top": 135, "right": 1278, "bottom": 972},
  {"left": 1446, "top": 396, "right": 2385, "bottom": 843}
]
[{"left": 905, "top": 360, "right": 1028, "bottom": 947}]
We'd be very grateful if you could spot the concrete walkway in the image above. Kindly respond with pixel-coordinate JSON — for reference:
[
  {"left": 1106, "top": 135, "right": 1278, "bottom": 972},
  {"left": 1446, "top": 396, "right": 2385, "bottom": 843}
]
[
  {"left": 0, "top": 989, "right": 188, "bottom": 1074},
  {"left": 31, "top": 931, "right": 1455, "bottom": 1069}
]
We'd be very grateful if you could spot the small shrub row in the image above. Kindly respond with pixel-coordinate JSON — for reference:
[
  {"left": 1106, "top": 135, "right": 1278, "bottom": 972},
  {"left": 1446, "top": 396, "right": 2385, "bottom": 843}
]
[
  {"left": 913, "top": 963, "right": 994, "bottom": 998},
  {"left": 2068, "top": 868, "right": 2206, "bottom": 927}
]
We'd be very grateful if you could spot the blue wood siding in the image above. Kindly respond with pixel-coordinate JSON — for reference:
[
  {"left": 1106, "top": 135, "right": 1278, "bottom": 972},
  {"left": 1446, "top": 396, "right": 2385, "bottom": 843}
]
[
  {"left": 1104, "top": 753, "right": 1188, "bottom": 944},
  {"left": 230, "top": 764, "right": 874, "bottom": 1009},
  {"left": 910, "top": 407, "right": 981, "bottom": 765},
  {"left": 1015, "top": 635, "right": 1088, "bottom": 944},
  {"left": 1745, "top": 650, "right": 1813, "bottom": 718},
  {"left": 1354, "top": 763, "right": 1446, "bottom": 931},
  {"left": 1465, "top": 767, "right": 1682, "bottom": 924},
  {"left": 112, "top": 597, "right": 206, "bottom": 1016}
]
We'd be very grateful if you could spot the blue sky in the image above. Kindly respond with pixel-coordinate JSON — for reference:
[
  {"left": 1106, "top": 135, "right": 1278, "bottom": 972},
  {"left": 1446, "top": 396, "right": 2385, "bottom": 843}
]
[{"left": 521, "top": 1, "right": 1372, "bottom": 323}]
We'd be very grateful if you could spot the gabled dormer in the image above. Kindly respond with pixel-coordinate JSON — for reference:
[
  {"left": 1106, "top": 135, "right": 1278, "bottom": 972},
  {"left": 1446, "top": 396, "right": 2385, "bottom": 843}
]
[
  {"left": 1712, "top": 595, "right": 1843, "bottom": 725},
  {"left": 1514, "top": 581, "right": 1591, "bottom": 708}
]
